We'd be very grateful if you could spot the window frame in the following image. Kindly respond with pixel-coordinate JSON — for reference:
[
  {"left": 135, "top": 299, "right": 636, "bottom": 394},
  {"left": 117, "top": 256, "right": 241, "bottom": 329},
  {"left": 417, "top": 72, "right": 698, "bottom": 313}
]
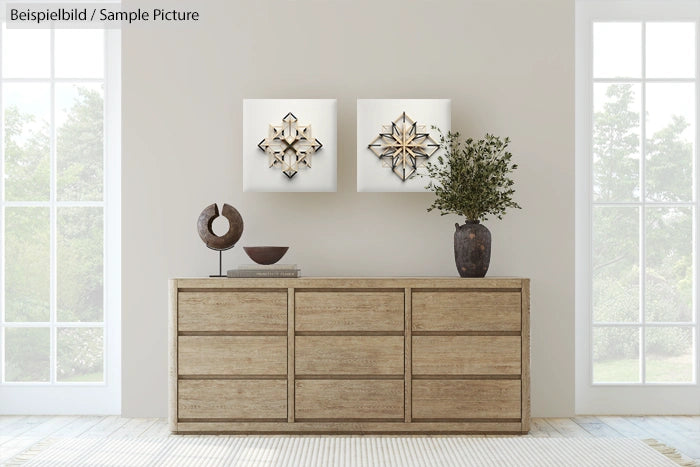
[
  {"left": 0, "top": 19, "right": 120, "bottom": 413},
  {"left": 576, "top": 0, "right": 700, "bottom": 414}
]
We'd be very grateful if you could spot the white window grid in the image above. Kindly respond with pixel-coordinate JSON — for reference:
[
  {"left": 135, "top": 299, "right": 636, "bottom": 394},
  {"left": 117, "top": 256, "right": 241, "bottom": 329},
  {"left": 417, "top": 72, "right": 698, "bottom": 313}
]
[
  {"left": 589, "top": 20, "right": 699, "bottom": 386},
  {"left": 0, "top": 27, "right": 108, "bottom": 385}
]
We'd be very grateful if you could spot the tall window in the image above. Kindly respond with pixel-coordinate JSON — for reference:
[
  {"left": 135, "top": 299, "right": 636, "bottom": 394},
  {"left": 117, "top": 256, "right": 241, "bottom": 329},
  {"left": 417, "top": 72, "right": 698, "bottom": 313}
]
[
  {"left": 576, "top": 1, "right": 700, "bottom": 414},
  {"left": 0, "top": 21, "right": 120, "bottom": 413}
]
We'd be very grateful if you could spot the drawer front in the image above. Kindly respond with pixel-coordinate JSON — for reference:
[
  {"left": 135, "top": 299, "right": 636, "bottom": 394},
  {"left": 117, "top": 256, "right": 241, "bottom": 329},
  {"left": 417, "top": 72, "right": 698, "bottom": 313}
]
[
  {"left": 412, "top": 380, "right": 521, "bottom": 419},
  {"left": 295, "top": 291, "right": 404, "bottom": 331},
  {"left": 295, "top": 380, "right": 404, "bottom": 420},
  {"left": 178, "top": 336, "right": 287, "bottom": 375},
  {"left": 178, "top": 291, "right": 287, "bottom": 332},
  {"left": 296, "top": 336, "right": 404, "bottom": 375},
  {"left": 413, "top": 336, "right": 521, "bottom": 375},
  {"left": 412, "top": 291, "right": 521, "bottom": 332},
  {"left": 178, "top": 380, "right": 287, "bottom": 420}
]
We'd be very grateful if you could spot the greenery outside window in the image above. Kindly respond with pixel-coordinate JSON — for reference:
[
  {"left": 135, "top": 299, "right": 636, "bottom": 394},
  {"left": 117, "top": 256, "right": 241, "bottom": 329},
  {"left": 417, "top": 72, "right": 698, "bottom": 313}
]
[
  {"left": 0, "top": 17, "right": 120, "bottom": 414},
  {"left": 576, "top": 0, "right": 700, "bottom": 414}
]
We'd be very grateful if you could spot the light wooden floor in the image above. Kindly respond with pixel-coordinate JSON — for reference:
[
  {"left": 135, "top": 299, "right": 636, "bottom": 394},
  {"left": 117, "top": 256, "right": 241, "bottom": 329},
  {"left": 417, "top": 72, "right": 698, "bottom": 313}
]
[{"left": 0, "top": 416, "right": 699, "bottom": 464}]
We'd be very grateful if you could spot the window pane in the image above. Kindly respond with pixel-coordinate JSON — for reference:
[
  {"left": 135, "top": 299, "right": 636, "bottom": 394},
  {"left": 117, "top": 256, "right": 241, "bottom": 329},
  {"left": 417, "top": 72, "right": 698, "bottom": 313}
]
[
  {"left": 57, "top": 327, "right": 103, "bottom": 382},
  {"left": 593, "top": 207, "right": 639, "bottom": 323},
  {"left": 594, "top": 83, "right": 641, "bottom": 202},
  {"left": 3, "top": 83, "right": 51, "bottom": 201},
  {"left": 5, "top": 328, "right": 50, "bottom": 382},
  {"left": 593, "top": 327, "right": 640, "bottom": 383},
  {"left": 57, "top": 207, "right": 104, "bottom": 322},
  {"left": 646, "top": 23, "right": 695, "bottom": 79},
  {"left": 594, "top": 23, "right": 641, "bottom": 78},
  {"left": 56, "top": 84, "right": 104, "bottom": 201},
  {"left": 646, "top": 327, "right": 693, "bottom": 383},
  {"left": 645, "top": 208, "right": 693, "bottom": 323},
  {"left": 646, "top": 83, "right": 695, "bottom": 202},
  {"left": 1, "top": 26, "right": 50, "bottom": 78},
  {"left": 55, "top": 30, "right": 104, "bottom": 78},
  {"left": 4, "top": 207, "right": 50, "bottom": 322}
]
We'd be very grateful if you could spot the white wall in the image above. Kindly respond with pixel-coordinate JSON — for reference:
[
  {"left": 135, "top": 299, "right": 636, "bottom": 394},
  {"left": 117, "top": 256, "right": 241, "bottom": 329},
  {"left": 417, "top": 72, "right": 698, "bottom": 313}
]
[{"left": 122, "top": 0, "right": 574, "bottom": 417}]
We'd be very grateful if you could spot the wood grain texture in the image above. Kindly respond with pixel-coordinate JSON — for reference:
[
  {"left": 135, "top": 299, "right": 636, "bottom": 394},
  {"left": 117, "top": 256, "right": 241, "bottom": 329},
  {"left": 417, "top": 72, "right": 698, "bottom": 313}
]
[
  {"left": 176, "top": 277, "right": 525, "bottom": 290},
  {"left": 170, "top": 277, "right": 530, "bottom": 434},
  {"left": 295, "top": 380, "right": 404, "bottom": 420},
  {"left": 178, "top": 380, "right": 287, "bottom": 419},
  {"left": 295, "top": 336, "right": 404, "bottom": 375},
  {"left": 413, "top": 336, "right": 521, "bottom": 375},
  {"left": 412, "top": 291, "right": 521, "bottom": 332},
  {"left": 178, "top": 336, "right": 286, "bottom": 375},
  {"left": 287, "top": 288, "right": 295, "bottom": 423},
  {"left": 173, "top": 421, "right": 523, "bottom": 434},
  {"left": 168, "top": 280, "right": 178, "bottom": 431},
  {"left": 295, "top": 291, "right": 404, "bottom": 331},
  {"left": 178, "top": 291, "right": 287, "bottom": 332},
  {"left": 412, "top": 380, "right": 521, "bottom": 419},
  {"left": 521, "top": 278, "right": 531, "bottom": 432},
  {"left": 404, "top": 287, "right": 412, "bottom": 423}
]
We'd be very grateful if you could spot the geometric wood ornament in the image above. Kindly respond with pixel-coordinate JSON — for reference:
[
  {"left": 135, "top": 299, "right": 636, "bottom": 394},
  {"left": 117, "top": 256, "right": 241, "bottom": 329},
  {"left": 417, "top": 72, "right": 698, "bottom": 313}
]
[
  {"left": 258, "top": 112, "right": 323, "bottom": 179},
  {"left": 368, "top": 111, "right": 439, "bottom": 181}
]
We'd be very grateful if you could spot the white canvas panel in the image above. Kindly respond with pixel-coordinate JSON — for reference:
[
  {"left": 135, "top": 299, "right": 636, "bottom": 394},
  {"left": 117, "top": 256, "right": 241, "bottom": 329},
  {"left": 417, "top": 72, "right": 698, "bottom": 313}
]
[
  {"left": 357, "top": 99, "right": 451, "bottom": 192},
  {"left": 243, "top": 99, "right": 337, "bottom": 192}
]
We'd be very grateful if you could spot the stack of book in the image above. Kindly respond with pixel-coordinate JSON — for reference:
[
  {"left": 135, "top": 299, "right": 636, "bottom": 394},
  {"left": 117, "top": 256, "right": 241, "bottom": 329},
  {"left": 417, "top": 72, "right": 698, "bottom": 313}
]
[{"left": 227, "top": 264, "right": 300, "bottom": 278}]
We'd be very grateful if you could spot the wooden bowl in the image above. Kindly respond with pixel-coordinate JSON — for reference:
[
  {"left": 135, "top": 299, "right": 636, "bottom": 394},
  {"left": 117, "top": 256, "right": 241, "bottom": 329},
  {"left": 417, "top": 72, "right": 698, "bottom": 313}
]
[{"left": 243, "top": 246, "right": 289, "bottom": 265}]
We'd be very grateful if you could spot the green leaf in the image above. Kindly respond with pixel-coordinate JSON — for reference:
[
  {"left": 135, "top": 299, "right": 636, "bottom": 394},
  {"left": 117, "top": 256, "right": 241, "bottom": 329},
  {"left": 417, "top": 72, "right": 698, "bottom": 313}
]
[{"left": 421, "top": 128, "right": 522, "bottom": 222}]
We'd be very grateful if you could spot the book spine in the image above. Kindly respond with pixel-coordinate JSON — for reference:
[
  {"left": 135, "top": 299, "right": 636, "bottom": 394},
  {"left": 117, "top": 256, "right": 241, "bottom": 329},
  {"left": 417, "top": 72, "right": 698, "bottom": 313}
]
[
  {"left": 227, "top": 270, "right": 300, "bottom": 278},
  {"left": 239, "top": 264, "right": 298, "bottom": 270}
]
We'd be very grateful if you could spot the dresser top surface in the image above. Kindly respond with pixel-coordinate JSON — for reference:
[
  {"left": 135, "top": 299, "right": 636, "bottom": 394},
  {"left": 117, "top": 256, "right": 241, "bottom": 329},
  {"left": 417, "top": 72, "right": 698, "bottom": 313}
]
[{"left": 171, "top": 277, "right": 529, "bottom": 289}]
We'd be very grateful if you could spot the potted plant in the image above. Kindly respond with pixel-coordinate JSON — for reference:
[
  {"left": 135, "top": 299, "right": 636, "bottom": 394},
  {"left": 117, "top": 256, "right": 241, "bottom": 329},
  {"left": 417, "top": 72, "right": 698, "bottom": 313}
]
[{"left": 423, "top": 130, "right": 521, "bottom": 277}]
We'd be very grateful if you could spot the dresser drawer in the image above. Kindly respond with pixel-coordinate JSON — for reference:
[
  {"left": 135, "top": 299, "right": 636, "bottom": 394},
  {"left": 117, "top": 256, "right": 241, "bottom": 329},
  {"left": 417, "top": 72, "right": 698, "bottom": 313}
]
[
  {"left": 412, "top": 380, "right": 521, "bottom": 420},
  {"left": 178, "top": 380, "right": 287, "bottom": 420},
  {"left": 178, "top": 336, "right": 287, "bottom": 376},
  {"left": 412, "top": 291, "right": 521, "bottom": 332},
  {"left": 296, "top": 336, "right": 404, "bottom": 375},
  {"left": 295, "top": 380, "right": 403, "bottom": 420},
  {"left": 178, "top": 291, "right": 287, "bottom": 332},
  {"left": 413, "top": 336, "right": 521, "bottom": 375},
  {"left": 295, "top": 291, "right": 403, "bottom": 331}
]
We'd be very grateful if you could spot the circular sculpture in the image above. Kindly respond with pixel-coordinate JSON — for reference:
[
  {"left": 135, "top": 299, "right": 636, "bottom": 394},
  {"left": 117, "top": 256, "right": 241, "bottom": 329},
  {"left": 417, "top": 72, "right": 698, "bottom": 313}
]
[{"left": 197, "top": 203, "right": 244, "bottom": 251}]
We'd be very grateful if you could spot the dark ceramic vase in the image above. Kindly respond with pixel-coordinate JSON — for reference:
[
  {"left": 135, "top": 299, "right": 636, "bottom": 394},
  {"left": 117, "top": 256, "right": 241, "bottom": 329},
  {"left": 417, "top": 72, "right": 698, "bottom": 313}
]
[{"left": 454, "top": 221, "right": 491, "bottom": 278}]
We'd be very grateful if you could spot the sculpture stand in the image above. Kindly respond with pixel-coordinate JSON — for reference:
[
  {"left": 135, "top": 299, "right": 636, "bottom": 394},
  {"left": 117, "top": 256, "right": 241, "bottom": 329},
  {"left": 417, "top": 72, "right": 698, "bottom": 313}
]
[
  {"left": 208, "top": 245, "right": 234, "bottom": 278},
  {"left": 210, "top": 250, "right": 225, "bottom": 278}
]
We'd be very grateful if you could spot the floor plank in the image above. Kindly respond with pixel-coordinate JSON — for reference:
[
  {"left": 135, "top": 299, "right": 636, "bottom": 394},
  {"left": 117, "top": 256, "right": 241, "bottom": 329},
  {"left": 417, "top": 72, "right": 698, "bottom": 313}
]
[
  {"left": 0, "top": 416, "right": 24, "bottom": 433},
  {"left": 528, "top": 418, "right": 559, "bottom": 438},
  {"left": 79, "top": 416, "right": 130, "bottom": 438},
  {"left": 0, "top": 416, "right": 77, "bottom": 462},
  {"left": 141, "top": 419, "right": 171, "bottom": 438},
  {"left": 626, "top": 416, "right": 700, "bottom": 461},
  {"left": 546, "top": 418, "right": 594, "bottom": 438},
  {"left": 53, "top": 416, "right": 106, "bottom": 438},
  {"left": 109, "top": 418, "right": 159, "bottom": 438},
  {"left": 0, "top": 416, "right": 49, "bottom": 442},
  {"left": 596, "top": 416, "right": 654, "bottom": 438},
  {"left": 660, "top": 415, "right": 700, "bottom": 434},
  {"left": 573, "top": 416, "right": 624, "bottom": 438}
]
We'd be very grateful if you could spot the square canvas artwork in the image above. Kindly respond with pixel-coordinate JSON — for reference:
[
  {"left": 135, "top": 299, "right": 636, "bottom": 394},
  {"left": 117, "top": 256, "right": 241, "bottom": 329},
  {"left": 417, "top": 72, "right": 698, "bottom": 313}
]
[
  {"left": 357, "top": 99, "right": 451, "bottom": 192},
  {"left": 243, "top": 99, "right": 337, "bottom": 192}
]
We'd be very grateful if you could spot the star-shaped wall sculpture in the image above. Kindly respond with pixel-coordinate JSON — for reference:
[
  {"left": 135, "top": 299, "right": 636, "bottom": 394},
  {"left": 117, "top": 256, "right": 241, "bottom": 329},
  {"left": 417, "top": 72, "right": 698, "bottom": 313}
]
[
  {"left": 258, "top": 112, "right": 323, "bottom": 179},
  {"left": 368, "top": 112, "right": 439, "bottom": 181}
]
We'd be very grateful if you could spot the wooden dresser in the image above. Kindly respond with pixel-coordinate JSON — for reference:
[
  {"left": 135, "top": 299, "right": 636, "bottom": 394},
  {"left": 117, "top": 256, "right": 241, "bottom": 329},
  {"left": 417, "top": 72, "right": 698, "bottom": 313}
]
[{"left": 169, "top": 277, "right": 530, "bottom": 434}]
